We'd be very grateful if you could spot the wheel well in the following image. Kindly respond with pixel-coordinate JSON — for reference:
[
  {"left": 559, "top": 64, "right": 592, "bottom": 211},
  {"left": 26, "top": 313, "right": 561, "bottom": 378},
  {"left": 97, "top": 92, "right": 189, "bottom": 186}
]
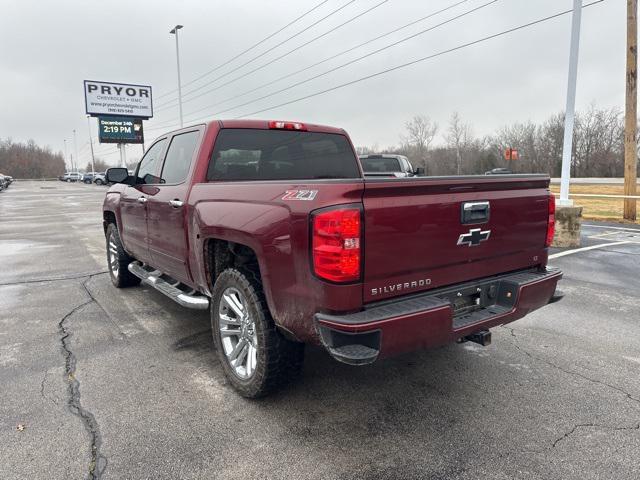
[
  {"left": 204, "top": 239, "right": 259, "bottom": 287},
  {"left": 103, "top": 211, "right": 117, "bottom": 235}
]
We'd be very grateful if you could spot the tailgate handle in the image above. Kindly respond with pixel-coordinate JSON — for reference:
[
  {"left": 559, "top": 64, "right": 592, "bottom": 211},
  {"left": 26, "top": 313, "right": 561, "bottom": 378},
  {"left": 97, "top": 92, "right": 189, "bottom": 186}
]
[{"left": 461, "top": 201, "right": 490, "bottom": 224}]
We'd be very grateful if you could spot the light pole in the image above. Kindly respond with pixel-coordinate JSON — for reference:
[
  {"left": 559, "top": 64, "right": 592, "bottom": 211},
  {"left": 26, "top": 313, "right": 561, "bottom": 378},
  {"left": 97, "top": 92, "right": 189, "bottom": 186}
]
[
  {"left": 559, "top": 0, "right": 582, "bottom": 207},
  {"left": 73, "top": 129, "right": 79, "bottom": 172},
  {"left": 170, "top": 24, "right": 184, "bottom": 128},
  {"left": 87, "top": 116, "right": 96, "bottom": 174}
]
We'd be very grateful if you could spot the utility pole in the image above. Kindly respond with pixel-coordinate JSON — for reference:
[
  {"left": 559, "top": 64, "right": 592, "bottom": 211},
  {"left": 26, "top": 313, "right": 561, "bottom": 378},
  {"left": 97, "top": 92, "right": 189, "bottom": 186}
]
[
  {"left": 63, "top": 139, "right": 68, "bottom": 171},
  {"left": 170, "top": 24, "right": 184, "bottom": 128},
  {"left": 559, "top": 0, "right": 582, "bottom": 206},
  {"left": 73, "top": 129, "right": 79, "bottom": 172},
  {"left": 86, "top": 116, "right": 96, "bottom": 174},
  {"left": 624, "top": 0, "right": 638, "bottom": 220}
]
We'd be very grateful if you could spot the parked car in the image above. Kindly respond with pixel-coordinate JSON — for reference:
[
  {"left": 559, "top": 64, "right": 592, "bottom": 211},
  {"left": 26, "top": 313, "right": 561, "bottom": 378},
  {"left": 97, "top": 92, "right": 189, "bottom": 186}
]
[
  {"left": 485, "top": 168, "right": 513, "bottom": 175},
  {"left": 0, "top": 173, "right": 12, "bottom": 187},
  {"left": 359, "top": 154, "right": 423, "bottom": 177},
  {"left": 0, "top": 174, "right": 6, "bottom": 191},
  {"left": 103, "top": 119, "right": 562, "bottom": 398},
  {"left": 83, "top": 172, "right": 98, "bottom": 184},
  {"left": 60, "top": 172, "right": 83, "bottom": 182},
  {"left": 94, "top": 172, "right": 107, "bottom": 185}
]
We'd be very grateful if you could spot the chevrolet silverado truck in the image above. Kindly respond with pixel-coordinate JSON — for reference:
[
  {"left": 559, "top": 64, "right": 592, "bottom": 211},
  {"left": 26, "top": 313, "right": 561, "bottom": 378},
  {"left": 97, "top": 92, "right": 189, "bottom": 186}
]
[{"left": 103, "top": 119, "right": 562, "bottom": 398}]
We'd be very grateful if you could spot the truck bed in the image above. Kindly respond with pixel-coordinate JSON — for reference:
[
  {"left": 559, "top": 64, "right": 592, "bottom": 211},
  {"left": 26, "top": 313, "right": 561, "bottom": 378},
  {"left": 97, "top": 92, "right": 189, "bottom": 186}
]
[{"left": 361, "top": 174, "right": 551, "bottom": 302}]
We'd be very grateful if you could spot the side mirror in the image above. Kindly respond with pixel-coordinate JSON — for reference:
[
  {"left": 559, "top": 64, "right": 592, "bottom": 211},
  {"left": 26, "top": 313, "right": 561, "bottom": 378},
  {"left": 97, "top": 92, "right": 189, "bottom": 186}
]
[
  {"left": 414, "top": 167, "right": 425, "bottom": 176},
  {"left": 106, "top": 167, "right": 130, "bottom": 184}
]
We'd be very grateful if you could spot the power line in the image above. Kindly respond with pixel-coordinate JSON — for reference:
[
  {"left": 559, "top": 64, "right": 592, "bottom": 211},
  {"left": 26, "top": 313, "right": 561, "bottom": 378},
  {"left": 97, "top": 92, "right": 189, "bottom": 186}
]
[
  {"left": 155, "top": 0, "right": 391, "bottom": 112},
  {"left": 143, "top": 0, "right": 605, "bottom": 136},
  {"left": 183, "top": 0, "right": 494, "bottom": 121},
  {"left": 154, "top": 0, "right": 358, "bottom": 109},
  {"left": 153, "top": 0, "right": 330, "bottom": 101},
  {"left": 176, "top": 0, "right": 475, "bottom": 116},
  {"left": 146, "top": 0, "right": 475, "bottom": 130},
  {"left": 236, "top": 0, "right": 605, "bottom": 118}
]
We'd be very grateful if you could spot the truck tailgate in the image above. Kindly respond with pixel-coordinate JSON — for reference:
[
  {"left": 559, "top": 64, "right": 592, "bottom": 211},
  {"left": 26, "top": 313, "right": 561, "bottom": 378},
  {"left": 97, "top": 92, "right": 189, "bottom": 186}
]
[{"left": 362, "top": 175, "right": 551, "bottom": 303}]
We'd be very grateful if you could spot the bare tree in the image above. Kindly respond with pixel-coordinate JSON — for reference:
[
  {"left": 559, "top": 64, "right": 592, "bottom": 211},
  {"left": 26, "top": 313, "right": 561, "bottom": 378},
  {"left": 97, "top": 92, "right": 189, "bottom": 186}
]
[
  {"left": 0, "top": 137, "right": 65, "bottom": 178},
  {"left": 84, "top": 157, "right": 111, "bottom": 173},
  {"left": 446, "top": 112, "right": 473, "bottom": 175},
  {"left": 355, "top": 144, "right": 379, "bottom": 155},
  {"left": 358, "top": 105, "right": 626, "bottom": 177},
  {"left": 401, "top": 115, "right": 438, "bottom": 172}
]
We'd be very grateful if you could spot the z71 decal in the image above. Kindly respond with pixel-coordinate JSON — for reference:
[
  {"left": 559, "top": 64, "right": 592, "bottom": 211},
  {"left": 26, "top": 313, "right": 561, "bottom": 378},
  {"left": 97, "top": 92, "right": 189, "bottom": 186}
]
[{"left": 282, "top": 190, "right": 318, "bottom": 201}]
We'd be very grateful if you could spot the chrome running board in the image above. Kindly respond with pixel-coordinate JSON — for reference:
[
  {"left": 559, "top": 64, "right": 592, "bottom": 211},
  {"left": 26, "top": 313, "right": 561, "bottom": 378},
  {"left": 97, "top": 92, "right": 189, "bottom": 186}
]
[{"left": 128, "top": 261, "right": 209, "bottom": 310}]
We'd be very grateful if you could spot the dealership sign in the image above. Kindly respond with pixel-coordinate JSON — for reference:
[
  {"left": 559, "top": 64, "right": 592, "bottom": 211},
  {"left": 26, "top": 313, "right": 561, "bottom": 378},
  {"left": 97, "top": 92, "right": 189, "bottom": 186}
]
[
  {"left": 98, "top": 116, "right": 144, "bottom": 144},
  {"left": 84, "top": 80, "right": 153, "bottom": 118}
]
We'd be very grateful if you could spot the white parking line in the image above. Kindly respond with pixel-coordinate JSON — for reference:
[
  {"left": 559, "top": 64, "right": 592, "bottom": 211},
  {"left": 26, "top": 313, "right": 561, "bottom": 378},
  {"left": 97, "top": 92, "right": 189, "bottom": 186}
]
[
  {"left": 582, "top": 224, "right": 640, "bottom": 232},
  {"left": 587, "top": 231, "right": 620, "bottom": 239},
  {"left": 549, "top": 241, "right": 633, "bottom": 259}
]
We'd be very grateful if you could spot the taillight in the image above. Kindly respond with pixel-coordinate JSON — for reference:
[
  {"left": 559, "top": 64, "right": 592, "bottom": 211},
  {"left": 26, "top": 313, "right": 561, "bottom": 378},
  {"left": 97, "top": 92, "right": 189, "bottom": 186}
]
[
  {"left": 312, "top": 207, "right": 361, "bottom": 282},
  {"left": 268, "top": 120, "right": 307, "bottom": 131},
  {"left": 545, "top": 194, "right": 556, "bottom": 247}
]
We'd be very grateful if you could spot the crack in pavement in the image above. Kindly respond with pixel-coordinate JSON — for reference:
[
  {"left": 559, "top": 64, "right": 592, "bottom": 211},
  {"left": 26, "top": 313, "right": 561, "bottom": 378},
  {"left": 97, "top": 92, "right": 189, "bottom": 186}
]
[
  {"left": 81, "top": 274, "right": 129, "bottom": 342},
  {"left": 57, "top": 277, "right": 108, "bottom": 479},
  {"left": 552, "top": 422, "right": 640, "bottom": 448},
  {"left": 40, "top": 368, "right": 59, "bottom": 407},
  {"left": 0, "top": 270, "right": 109, "bottom": 287},
  {"left": 503, "top": 326, "right": 640, "bottom": 407}
]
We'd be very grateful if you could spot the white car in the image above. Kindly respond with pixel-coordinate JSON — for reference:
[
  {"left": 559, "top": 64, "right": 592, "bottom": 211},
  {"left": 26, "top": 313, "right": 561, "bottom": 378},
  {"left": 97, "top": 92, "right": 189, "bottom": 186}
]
[{"left": 61, "top": 172, "right": 83, "bottom": 182}]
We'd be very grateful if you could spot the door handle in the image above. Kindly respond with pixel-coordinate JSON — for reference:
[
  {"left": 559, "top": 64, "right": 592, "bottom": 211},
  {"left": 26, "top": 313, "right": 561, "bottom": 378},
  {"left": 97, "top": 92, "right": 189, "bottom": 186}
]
[
  {"left": 169, "top": 199, "right": 184, "bottom": 208},
  {"left": 461, "top": 201, "right": 490, "bottom": 224},
  {"left": 137, "top": 196, "right": 148, "bottom": 204}
]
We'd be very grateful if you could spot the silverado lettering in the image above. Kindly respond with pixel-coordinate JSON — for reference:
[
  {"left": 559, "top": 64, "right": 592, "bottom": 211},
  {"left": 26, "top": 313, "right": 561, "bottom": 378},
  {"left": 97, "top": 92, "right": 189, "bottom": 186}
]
[{"left": 371, "top": 278, "right": 432, "bottom": 296}]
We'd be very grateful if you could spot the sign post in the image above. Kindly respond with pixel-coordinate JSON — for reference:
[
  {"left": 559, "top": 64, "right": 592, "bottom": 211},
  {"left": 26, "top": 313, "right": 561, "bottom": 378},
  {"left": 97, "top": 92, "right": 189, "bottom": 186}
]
[
  {"left": 119, "top": 144, "right": 127, "bottom": 169},
  {"left": 86, "top": 116, "right": 96, "bottom": 175}
]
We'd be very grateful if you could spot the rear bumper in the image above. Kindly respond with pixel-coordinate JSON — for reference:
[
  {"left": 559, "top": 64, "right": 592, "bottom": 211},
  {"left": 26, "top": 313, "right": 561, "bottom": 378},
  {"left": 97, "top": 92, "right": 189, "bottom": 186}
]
[{"left": 315, "top": 267, "right": 562, "bottom": 365}]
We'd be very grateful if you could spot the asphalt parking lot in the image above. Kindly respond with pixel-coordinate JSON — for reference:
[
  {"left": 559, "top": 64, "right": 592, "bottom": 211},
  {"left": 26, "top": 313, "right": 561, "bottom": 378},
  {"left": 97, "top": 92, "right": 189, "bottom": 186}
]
[{"left": 1, "top": 181, "right": 639, "bottom": 480}]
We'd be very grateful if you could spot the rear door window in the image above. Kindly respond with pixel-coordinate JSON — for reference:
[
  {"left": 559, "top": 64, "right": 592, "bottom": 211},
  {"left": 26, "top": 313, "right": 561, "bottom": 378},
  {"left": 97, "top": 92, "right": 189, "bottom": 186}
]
[
  {"left": 160, "top": 130, "right": 200, "bottom": 184},
  {"left": 207, "top": 129, "right": 360, "bottom": 181}
]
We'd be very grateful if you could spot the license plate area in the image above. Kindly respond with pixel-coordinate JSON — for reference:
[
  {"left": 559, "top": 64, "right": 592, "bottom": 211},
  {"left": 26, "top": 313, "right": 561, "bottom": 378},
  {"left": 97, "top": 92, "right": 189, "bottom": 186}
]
[{"left": 436, "top": 279, "right": 518, "bottom": 319}]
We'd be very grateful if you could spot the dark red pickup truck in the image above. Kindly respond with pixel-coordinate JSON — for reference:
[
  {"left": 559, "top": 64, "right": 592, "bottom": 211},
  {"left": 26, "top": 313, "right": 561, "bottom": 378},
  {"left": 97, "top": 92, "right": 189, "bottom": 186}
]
[{"left": 103, "top": 119, "right": 562, "bottom": 397}]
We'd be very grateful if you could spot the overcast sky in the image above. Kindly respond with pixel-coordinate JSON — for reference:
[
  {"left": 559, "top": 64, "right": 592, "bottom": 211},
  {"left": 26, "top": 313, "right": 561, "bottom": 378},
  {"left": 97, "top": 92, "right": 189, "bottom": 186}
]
[{"left": 0, "top": 0, "right": 626, "bottom": 167}]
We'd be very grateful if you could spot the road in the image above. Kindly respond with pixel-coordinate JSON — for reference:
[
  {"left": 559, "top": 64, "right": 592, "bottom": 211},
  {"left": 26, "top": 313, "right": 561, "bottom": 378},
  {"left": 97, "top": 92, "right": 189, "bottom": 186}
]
[{"left": 1, "top": 181, "right": 639, "bottom": 480}]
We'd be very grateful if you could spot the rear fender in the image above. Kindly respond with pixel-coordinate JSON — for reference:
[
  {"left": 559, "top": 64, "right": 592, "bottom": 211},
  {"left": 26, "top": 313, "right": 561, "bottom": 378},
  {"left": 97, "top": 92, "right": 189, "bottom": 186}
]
[{"left": 191, "top": 199, "right": 293, "bottom": 326}]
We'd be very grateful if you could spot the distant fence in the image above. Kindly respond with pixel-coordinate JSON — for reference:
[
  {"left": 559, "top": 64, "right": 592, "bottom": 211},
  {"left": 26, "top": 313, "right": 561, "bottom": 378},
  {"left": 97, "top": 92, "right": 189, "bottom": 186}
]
[{"left": 553, "top": 193, "right": 640, "bottom": 200}]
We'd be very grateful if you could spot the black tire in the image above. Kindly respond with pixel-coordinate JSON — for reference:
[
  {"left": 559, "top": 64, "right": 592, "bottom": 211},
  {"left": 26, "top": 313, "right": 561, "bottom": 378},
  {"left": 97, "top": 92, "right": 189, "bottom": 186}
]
[
  {"left": 211, "top": 268, "right": 304, "bottom": 398},
  {"left": 106, "top": 223, "right": 141, "bottom": 288},
  {"left": 95, "top": 179, "right": 103, "bottom": 185}
]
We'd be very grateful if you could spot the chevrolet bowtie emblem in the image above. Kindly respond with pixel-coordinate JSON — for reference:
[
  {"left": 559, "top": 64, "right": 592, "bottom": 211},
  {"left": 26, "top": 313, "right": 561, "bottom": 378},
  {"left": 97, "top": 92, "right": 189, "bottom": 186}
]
[{"left": 457, "top": 228, "right": 491, "bottom": 247}]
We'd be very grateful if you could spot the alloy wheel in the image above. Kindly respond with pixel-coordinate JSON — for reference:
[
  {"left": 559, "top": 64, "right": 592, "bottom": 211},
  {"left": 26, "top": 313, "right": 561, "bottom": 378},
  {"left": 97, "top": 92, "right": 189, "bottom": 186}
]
[
  {"left": 218, "top": 287, "right": 257, "bottom": 379},
  {"left": 108, "top": 233, "right": 119, "bottom": 278}
]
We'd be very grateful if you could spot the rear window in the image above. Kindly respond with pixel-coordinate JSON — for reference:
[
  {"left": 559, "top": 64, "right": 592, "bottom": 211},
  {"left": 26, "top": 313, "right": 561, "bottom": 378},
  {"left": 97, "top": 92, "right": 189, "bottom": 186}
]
[
  {"left": 360, "top": 157, "right": 401, "bottom": 173},
  {"left": 207, "top": 129, "right": 360, "bottom": 181}
]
